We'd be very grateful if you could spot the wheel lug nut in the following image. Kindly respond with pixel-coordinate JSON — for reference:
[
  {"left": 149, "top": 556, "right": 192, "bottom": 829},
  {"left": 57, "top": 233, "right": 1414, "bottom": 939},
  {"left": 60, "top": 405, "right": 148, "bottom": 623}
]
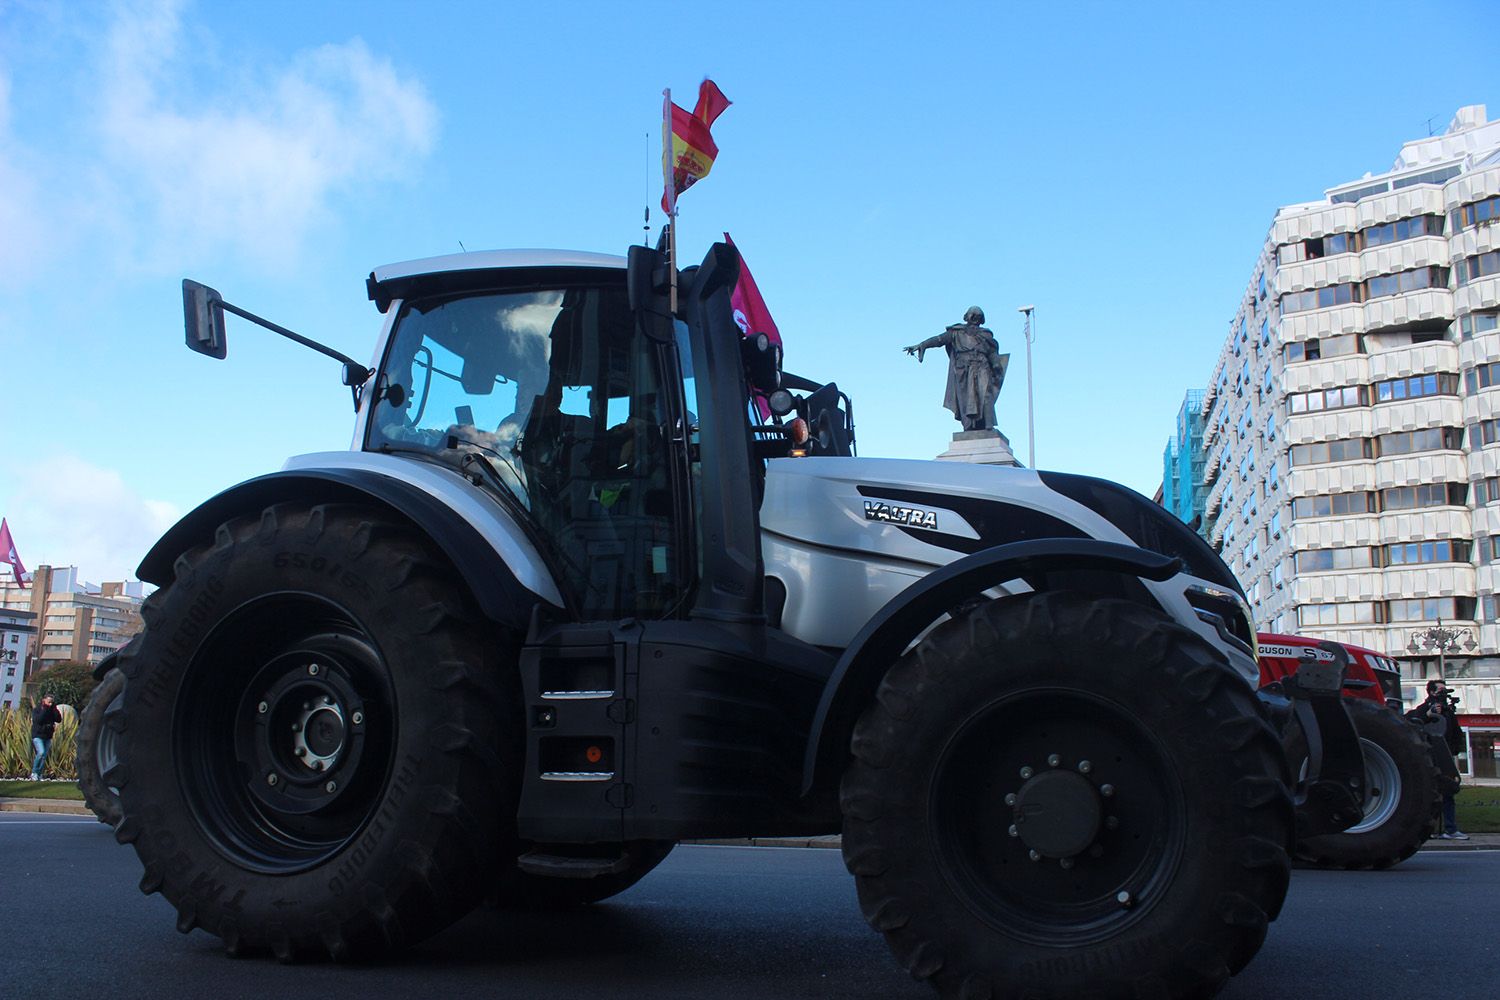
[
  {"left": 294, "top": 747, "right": 306, "bottom": 757},
  {"left": 351, "top": 711, "right": 364, "bottom": 725},
  {"left": 303, "top": 701, "right": 312, "bottom": 711},
  {"left": 291, "top": 723, "right": 302, "bottom": 733},
  {"left": 1059, "top": 858, "right": 1074, "bottom": 870},
  {"left": 1028, "top": 849, "right": 1041, "bottom": 862},
  {"left": 1117, "top": 890, "right": 1133, "bottom": 908},
  {"left": 266, "top": 773, "right": 279, "bottom": 786},
  {"left": 257, "top": 701, "right": 269, "bottom": 714},
  {"left": 1078, "top": 760, "right": 1092, "bottom": 774},
  {"left": 323, "top": 695, "right": 333, "bottom": 706},
  {"left": 1100, "top": 784, "right": 1115, "bottom": 797},
  {"left": 1047, "top": 754, "right": 1061, "bottom": 767},
  {"left": 1004, "top": 793, "right": 1017, "bottom": 806},
  {"left": 308, "top": 664, "right": 320, "bottom": 676},
  {"left": 1106, "top": 816, "right": 1119, "bottom": 830},
  {"left": 325, "top": 780, "right": 337, "bottom": 793},
  {"left": 1019, "top": 766, "right": 1034, "bottom": 780},
  {"left": 1008, "top": 824, "right": 1019, "bottom": 838}
]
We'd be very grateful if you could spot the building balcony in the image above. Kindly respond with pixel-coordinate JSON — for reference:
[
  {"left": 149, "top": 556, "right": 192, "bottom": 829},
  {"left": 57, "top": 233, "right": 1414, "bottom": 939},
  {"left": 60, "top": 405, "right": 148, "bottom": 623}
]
[
  {"left": 1370, "top": 395, "right": 1464, "bottom": 434},
  {"left": 1456, "top": 275, "right": 1500, "bottom": 314},
  {"left": 1376, "top": 508, "right": 1473, "bottom": 544},
  {"left": 1280, "top": 304, "right": 1366, "bottom": 343},
  {"left": 1450, "top": 223, "right": 1500, "bottom": 259},
  {"left": 1380, "top": 565, "right": 1477, "bottom": 601},
  {"left": 1353, "top": 186, "right": 1449, "bottom": 229},
  {"left": 1372, "top": 452, "right": 1468, "bottom": 489},
  {"left": 1358, "top": 237, "right": 1450, "bottom": 277},
  {"left": 1363, "top": 288, "right": 1454, "bottom": 333},
  {"left": 1273, "top": 204, "right": 1359, "bottom": 247},
  {"left": 1277, "top": 255, "right": 1361, "bottom": 295},
  {"left": 1288, "top": 513, "right": 1381, "bottom": 551},
  {"left": 1292, "top": 571, "right": 1385, "bottom": 605},
  {"left": 1285, "top": 409, "right": 1372, "bottom": 445},
  {"left": 1288, "top": 461, "right": 1376, "bottom": 497}
]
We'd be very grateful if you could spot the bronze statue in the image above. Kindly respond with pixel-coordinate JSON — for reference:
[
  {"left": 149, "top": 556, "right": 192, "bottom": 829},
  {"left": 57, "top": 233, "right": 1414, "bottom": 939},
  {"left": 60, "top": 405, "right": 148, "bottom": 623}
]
[{"left": 904, "top": 306, "right": 1009, "bottom": 432}]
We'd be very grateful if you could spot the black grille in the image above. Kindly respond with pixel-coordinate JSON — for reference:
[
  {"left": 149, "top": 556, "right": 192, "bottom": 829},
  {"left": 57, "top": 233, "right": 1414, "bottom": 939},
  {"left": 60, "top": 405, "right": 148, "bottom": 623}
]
[{"left": 1184, "top": 588, "right": 1254, "bottom": 653}]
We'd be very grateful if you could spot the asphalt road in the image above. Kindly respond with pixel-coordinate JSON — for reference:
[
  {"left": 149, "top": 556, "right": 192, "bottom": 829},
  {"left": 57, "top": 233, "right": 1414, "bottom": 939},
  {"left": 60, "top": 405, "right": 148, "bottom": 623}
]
[{"left": 3, "top": 813, "right": 1496, "bottom": 1000}]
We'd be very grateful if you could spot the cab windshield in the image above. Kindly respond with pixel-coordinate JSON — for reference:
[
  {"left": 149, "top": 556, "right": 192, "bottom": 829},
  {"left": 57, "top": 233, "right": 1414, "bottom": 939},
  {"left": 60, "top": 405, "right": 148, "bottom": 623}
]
[{"left": 369, "top": 279, "right": 688, "bottom": 617}]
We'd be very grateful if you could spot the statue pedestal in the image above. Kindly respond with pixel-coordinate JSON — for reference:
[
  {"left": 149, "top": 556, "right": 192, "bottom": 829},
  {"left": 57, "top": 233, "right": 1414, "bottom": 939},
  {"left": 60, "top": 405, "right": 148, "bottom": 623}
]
[{"left": 935, "top": 429, "right": 1020, "bottom": 467}]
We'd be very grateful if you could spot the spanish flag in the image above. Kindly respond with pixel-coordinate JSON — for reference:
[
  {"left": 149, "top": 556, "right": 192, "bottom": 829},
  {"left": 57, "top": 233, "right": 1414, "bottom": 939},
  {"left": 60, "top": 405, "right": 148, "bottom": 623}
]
[{"left": 661, "top": 79, "right": 731, "bottom": 213}]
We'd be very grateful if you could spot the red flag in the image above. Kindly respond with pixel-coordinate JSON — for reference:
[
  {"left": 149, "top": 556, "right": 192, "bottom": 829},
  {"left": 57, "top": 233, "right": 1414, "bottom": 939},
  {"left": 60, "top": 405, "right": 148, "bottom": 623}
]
[
  {"left": 0, "top": 518, "right": 26, "bottom": 586},
  {"left": 661, "top": 79, "right": 732, "bottom": 212},
  {"left": 725, "top": 234, "right": 781, "bottom": 418}
]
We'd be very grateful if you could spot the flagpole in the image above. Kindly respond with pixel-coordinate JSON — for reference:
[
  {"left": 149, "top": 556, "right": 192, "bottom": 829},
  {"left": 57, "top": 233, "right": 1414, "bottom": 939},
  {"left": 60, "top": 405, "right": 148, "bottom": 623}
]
[{"left": 661, "top": 88, "right": 678, "bottom": 315}]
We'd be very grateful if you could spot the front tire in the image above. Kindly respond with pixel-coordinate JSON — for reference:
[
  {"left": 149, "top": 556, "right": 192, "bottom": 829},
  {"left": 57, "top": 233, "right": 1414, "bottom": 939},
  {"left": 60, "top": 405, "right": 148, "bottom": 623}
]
[
  {"left": 77, "top": 667, "right": 125, "bottom": 826},
  {"left": 1293, "top": 699, "right": 1439, "bottom": 870},
  {"left": 840, "top": 592, "right": 1292, "bottom": 1000},
  {"left": 111, "top": 503, "right": 516, "bottom": 960}
]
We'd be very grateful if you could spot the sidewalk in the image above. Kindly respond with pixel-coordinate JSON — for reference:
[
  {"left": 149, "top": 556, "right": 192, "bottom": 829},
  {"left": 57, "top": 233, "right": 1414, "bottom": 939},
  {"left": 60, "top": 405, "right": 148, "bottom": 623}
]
[{"left": 0, "top": 796, "right": 92, "bottom": 816}]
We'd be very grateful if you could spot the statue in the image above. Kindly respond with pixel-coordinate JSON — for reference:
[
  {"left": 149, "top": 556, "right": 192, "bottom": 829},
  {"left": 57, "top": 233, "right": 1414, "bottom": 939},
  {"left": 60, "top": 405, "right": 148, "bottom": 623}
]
[{"left": 904, "top": 306, "right": 1009, "bottom": 432}]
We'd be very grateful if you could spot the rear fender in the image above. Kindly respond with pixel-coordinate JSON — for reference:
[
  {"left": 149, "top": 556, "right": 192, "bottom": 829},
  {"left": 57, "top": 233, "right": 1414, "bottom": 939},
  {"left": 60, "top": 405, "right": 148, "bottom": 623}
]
[
  {"left": 799, "top": 538, "right": 1181, "bottom": 797},
  {"left": 137, "top": 468, "right": 561, "bottom": 633}
]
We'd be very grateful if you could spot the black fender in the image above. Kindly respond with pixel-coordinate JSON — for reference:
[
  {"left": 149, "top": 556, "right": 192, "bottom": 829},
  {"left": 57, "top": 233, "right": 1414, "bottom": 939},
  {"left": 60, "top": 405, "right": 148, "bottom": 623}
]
[
  {"left": 800, "top": 538, "right": 1182, "bottom": 797},
  {"left": 136, "top": 468, "right": 558, "bottom": 633}
]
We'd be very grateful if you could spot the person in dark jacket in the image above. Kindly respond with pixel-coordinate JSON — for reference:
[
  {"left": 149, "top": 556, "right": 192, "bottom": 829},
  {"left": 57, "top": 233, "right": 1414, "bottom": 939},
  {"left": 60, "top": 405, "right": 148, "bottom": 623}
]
[
  {"left": 1408, "top": 680, "right": 1468, "bottom": 840},
  {"left": 30, "top": 694, "right": 62, "bottom": 781}
]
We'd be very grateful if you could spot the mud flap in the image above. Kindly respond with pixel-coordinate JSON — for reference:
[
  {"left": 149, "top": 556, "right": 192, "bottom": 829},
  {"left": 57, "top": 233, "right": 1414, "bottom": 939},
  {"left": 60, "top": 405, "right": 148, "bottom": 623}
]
[{"left": 1284, "top": 642, "right": 1366, "bottom": 837}]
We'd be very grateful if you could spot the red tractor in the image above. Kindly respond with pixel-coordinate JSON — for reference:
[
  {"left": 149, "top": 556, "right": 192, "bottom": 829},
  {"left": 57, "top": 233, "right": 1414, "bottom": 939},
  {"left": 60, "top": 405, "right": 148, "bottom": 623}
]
[{"left": 1258, "top": 632, "right": 1440, "bottom": 868}]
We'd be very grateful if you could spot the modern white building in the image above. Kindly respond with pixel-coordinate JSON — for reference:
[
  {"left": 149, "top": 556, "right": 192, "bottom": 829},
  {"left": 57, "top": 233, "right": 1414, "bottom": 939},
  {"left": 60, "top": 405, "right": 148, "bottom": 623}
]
[
  {"left": 0, "top": 565, "right": 145, "bottom": 672},
  {"left": 0, "top": 608, "right": 36, "bottom": 710},
  {"left": 1194, "top": 106, "right": 1500, "bottom": 773}
]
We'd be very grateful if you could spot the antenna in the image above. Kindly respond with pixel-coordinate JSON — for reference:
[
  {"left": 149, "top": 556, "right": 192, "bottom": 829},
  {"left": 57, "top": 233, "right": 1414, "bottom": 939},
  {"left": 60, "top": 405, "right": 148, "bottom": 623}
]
[
  {"left": 1426, "top": 115, "right": 1440, "bottom": 137},
  {"left": 458, "top": 240, "right": 467, "bottom": 253}
]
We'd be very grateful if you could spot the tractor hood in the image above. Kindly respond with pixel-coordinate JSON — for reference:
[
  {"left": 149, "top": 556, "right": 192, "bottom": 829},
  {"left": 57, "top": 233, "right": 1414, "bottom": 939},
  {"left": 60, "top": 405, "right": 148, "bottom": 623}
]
[{"left": 759, "top": 456, "right": 1241, "bottom": 596}]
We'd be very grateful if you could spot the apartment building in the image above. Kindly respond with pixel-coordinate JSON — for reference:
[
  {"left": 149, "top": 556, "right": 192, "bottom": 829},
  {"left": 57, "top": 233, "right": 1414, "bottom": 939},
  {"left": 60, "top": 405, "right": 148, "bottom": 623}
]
[
  {"left": 1177, "top": 106, "right": 1500, "bottom": 772},
  {"left": 0, "top": 608, "right": 36, "bottom": 710},
  {"left": 1161, "top": 390, "right": 1207, "bottom": 530},
  {"left": 0, "top": 564, "right": 145, "bottom": 673}
]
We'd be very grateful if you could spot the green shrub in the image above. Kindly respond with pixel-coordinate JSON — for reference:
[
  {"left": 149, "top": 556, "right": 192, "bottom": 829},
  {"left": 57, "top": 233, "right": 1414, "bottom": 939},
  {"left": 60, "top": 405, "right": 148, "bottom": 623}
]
[{"left": 30, "top": 661, "right": 98, "bottom": 707}]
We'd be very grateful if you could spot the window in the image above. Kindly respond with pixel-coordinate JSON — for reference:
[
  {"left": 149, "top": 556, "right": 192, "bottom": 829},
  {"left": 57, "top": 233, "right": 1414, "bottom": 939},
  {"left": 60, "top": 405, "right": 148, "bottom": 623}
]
[
  {"left": 1472, "top": 419, "right": 1500, "bottom": 447},
  {"left": 1378, "top": 483, "right": 1467, "bottom": 510},
  {"left": 1272, "top": 563, "right": 1284, "bottom": 588},
  {"left": 1267, "top": 461, "right": 1281, "bottom": 491},
  {"left": 1484, "top": 536, "right": 1500, "bottom": 562},
  {"left": 1469, "top": 362, "right": 1500, "bottom": 393},
  {"left": 1392, "top": 165, "right": 1461, "bottom": 190},
  {"left": 1386, "top": 597, "right": 1476, "bottom": 623},
  {"left": 1297, "top": 602, "right": 1383, "bottom": 626},
  {"left": 1457, "top": 195, "right": 1500, "bottom": 230},
  {"left": 1285, "top": 334, "right": 1361, "bottom": 363},
  {"left": 1375, "top": 372, "right": 1458, "bottom": 402},
  {"left": 1456, "top": 252, "right": 1500, "bottom": 285},
  {"left": 1280, "top": 283, "right": 1362, "bottom": 314},
  {"left": 1461, "top": 312, "right": 1500, "bottom": 339},
  {"left": 1361, "top": 215, "right": 1444, "bottom": 248},
  {"left": 1260, "top": 318, "right": 1270, "bottom": 347},
  {"left": 1289, "top": 384, "right": 1367, "bottom": 414},
  {"left": 1376, "top": 426, "right": 1462, "bottom": 455},
  {"left": 1247, "top": 534, "right": 1260, "bottom": 560},
  {"left": 1475, "top": 478, "right": 1500, "bottom": 505},
  {"left": 1293, "top": 492, "right": 1375, "bottom": 518},
  {"left": 1383, "top": 539, "right": 1470, "bottom": 566},
  {"left": 1269, "top": 510, "right": 1283, "bottom": 537},
  {"left": 1290, "top": 437, "right": 1372, "bottom": 466},
  {"left": 1264, "top": 413, "right": 1277, "bottom": 443},
  {"left": 1241, "top": 495, "right": 1257, "bottom": 523},
  {"left": 1364, "top": 267, "right": 1448, "bottom": 299},
  {"left": 1239, "top": 448, "right": 1256, "bottom": 480},
  {"left": 1295, "top": 547, "right": 1377, "bottom": 572}
]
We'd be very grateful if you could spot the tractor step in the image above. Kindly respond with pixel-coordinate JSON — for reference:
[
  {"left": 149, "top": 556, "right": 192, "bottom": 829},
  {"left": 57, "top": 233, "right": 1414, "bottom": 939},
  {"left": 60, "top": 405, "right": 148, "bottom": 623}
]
[{"left": 516, "top": 850, "right": 632, "bottom": 879}]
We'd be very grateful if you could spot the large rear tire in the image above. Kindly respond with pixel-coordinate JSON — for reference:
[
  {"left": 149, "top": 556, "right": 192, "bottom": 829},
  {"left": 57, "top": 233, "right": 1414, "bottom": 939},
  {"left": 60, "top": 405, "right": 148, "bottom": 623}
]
[
  {"left": 76, "top": 667, "right": 125, "bottom": 826},
  {"left": 111, "top": 503, "right": 516, "bottom": 960},
  {"left": 840, "top": 592, "right": 1292, "bottom": 1000},
  {"left": 1293, "top": 698, "right": 1439, "bottom": 870}
]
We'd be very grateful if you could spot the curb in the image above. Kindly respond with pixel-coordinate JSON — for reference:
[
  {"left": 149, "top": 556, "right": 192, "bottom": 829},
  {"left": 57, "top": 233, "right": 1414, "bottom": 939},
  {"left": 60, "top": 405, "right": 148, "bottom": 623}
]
[{"left": 0, "top": 797, "right": 93, "bottom": 816}]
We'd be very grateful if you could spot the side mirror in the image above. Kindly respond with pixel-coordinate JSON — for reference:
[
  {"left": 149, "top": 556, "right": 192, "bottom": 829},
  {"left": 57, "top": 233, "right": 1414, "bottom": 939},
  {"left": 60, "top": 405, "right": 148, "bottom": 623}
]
[
  {"left": 183, "top": 279, "right": 227, "bottom": 359},
  {"left": 767, "top": 389, "right": 795, "bottom": 417}
]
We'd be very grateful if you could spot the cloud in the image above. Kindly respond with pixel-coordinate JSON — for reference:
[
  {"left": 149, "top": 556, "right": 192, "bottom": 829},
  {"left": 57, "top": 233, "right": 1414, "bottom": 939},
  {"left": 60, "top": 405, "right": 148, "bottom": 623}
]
[
  {"left": 0, "top": 68, "right": 51, "bottom": 281},
  {"left": 0, "top": 0, "right": 439, "bottom": 280},
  {"left": 3, "top": 455, "right": 180, "bottom": 584}
]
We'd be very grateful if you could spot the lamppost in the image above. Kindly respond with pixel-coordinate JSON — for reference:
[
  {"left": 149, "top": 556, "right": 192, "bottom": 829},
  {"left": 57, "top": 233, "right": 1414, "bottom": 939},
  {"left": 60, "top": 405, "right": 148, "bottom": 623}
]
[
  {"left": 1406, "top": 618, "right": 1477, "bottom": 682},
  {"left": 1017, "top": 305, "right": 1036, "bottom": 468}
]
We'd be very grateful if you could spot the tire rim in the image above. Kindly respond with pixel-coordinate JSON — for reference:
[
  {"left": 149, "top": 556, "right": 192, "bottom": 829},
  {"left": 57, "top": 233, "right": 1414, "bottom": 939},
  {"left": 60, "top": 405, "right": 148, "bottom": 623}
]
[
  {"left": 99, "top": 689, "right": 123, "bottom": 795},
  {"left": 173, "top": 593, "right": 395, "bottom": 874},
  {"left": 1346, "top": 737, "right": 1402, "bottom": 835},
  {"left": 930, "top": 689, "right": 1187, "bottom": 947}
]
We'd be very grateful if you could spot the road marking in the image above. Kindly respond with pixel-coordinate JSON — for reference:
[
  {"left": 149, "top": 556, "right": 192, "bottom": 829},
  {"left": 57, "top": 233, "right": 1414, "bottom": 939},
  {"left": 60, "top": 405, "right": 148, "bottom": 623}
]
[{"left": 0, "top": 817, "right": 97, "bottom": 825}]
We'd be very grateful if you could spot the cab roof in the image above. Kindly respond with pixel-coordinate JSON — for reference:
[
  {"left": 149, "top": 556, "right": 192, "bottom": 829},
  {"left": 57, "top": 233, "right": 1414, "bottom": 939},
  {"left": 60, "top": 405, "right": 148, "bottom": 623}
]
[{"left": 366, "top": 249, "right": 627, "bottom": 313}]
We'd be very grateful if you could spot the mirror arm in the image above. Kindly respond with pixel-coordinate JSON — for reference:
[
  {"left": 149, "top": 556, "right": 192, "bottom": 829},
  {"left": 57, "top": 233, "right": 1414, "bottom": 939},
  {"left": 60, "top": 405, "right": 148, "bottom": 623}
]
[{"left": 216, "top": 300, "right": 371, "bottom": 381}]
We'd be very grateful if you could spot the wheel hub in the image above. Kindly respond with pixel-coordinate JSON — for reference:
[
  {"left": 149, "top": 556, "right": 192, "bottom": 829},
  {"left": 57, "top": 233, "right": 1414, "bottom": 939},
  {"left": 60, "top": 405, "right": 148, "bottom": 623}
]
[{"left": 1013, "top": 769, "right": 1102, "bottom": 858}]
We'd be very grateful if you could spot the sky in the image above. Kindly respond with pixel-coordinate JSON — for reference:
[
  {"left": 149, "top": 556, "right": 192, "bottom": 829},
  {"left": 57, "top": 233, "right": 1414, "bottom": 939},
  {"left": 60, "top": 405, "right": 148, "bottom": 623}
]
[{"left": 0, "top": 0, "right": 1496, "bottom": 583}]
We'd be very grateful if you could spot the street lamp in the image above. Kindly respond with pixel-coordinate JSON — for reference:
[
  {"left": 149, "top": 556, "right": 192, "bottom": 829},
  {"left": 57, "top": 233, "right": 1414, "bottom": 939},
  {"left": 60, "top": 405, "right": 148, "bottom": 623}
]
[
  {"left": 1018, "top": 305, "right": 1036, "bottom": 468},
  {"left": 1406, "top": 618, "right": 1478, "bottom": 682}
]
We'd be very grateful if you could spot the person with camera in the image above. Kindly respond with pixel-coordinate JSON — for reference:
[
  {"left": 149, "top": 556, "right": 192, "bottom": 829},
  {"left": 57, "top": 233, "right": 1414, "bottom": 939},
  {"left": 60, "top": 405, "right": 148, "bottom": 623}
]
[{"left": 1408, "top": 679, "right": 1469, "bottom": 840}]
